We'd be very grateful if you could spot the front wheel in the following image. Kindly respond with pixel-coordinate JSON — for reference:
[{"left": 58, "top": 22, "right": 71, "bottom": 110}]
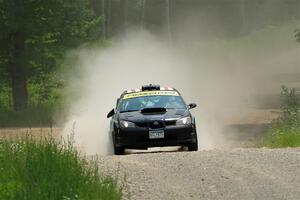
[
  {"left": 187, "top": 137, "right": 198, "bottom": 151},
  {"left": 114, "top": 145, "right": 125, "bottom": 155}
]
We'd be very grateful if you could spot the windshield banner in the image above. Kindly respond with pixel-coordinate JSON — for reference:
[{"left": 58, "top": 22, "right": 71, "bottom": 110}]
[{"left": 123, "top": 91, "right": 179, "bottom": 99}]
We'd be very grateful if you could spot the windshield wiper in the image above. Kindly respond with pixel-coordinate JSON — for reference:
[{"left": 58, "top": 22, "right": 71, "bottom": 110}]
[{"left": 120, "top": 109, "right": 140, "bottom": 113}]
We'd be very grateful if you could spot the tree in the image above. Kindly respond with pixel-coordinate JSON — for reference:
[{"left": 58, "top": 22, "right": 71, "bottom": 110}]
[
  {"left": 105, "top": 0, "right": 112, "bottom": 37},
  {"left": 120, "top": 0, "right": 128, "bottom": 30},
  {"left": 0, "top": 0, "right": 102, "bottom": 111},
  {"left": 102, "top": 0, "right": 106, "bottom": 39}
]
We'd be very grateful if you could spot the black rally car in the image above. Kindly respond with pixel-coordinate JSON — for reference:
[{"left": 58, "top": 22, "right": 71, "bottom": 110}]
[{"left": 107, "top": 84, "right": 198, "bottom": 155}]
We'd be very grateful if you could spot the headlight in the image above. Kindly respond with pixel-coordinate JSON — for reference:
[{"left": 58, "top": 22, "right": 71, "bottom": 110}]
[
  {"left": 120, "top": 120, "right": 136, "bottom": 128},
  {"left": 176, "top": 116, "right": 192, "bottom": 126}
]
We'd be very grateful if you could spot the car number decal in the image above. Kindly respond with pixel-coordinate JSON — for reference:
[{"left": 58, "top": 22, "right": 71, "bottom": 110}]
[{"left": 123, "top": 91, "right": 179, "bottom": 99}]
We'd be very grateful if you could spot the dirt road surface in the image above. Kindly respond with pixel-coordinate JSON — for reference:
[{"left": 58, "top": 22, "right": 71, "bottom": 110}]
[{"left": 99, "top": 148, "right": 300, "bottom": 200}]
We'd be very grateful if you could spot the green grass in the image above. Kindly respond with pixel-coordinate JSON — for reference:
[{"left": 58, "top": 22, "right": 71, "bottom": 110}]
[
  {"left": 0, "top": 135, "right": 121, "bottom": 200},
  {"left": 264, "top": 119, "right": 300, "bottom": 148},
  {"left": 263, "top": 86, "right": 300, "bottom": 147}
]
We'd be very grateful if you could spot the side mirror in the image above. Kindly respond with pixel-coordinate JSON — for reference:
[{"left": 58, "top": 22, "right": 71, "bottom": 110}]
[
  {"left": 188, "top": 103, "right": 197, "bottom": 109},
  {"left": 107, "top": 109, "right": 115, "bottom": 118}
]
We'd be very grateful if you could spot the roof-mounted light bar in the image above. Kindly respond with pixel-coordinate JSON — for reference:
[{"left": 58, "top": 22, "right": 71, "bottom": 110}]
[{"left": 141, "top": 84, "right": 160, "bottom": 91}]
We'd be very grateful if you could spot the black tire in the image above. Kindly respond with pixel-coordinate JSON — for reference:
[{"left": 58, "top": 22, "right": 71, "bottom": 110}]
[
  {"left": 188, "top": 138, "right": 198, "bottom": 151},
  {"left": 114, "top": 146, "right": 125, "bottom": 155}
]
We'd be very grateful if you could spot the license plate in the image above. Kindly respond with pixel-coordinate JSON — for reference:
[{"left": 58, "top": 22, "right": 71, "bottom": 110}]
[{"left": 149, "top": 130, "right": 164, "bottom": 139}]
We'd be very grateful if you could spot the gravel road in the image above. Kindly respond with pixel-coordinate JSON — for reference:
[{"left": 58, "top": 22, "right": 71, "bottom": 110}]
[{"left": 98, "top": 148, "right": 300, "bottom": 200}]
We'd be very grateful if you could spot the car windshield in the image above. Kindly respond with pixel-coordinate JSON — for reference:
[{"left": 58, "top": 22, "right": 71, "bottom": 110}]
[{"left": 119, "top": 95, "right": 187, "bottom": 113}]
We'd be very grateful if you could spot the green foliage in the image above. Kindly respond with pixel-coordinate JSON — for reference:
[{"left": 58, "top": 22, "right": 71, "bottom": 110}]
[
  {"left": 264, "top": 125, "right": 300, "bottom": 148},
  {"left": 0, "top": 135, "right": 121, "bottom": 200},
  {"left": 0, "top": 0, "right": 103, "bottom": 111},
  {"left": 264, "top": 86, "right": 300, "bottom": 147},
  {"left": 0, "top": 106, "right": 54, "bottom": 128},
  {"left": 0, "top": 80, "right": 65, "bottom": 127},
  {"left": 280, "top": 86, "right": 299, "bottom": 118},
  {"left": 0, "top": 0, "right": 101, "bottom": 73},
  {"left": 0, "top": 84, "right": 11, "bottom": 110}
]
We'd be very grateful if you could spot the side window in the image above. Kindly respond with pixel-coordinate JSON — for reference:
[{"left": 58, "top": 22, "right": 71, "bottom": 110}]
[{"left": 119, "top": 100, "right": 128, "bottom": 111}]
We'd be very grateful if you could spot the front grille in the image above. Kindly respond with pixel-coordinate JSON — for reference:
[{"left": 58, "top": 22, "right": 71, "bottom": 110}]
[
  {"left": 136, "top": 120, "right": 176, "bottom": 128},
  {"left": 136, "top": 122, "right": 148, "bottom": 128},
  {"left": 149, "top": 121, "right": 165, "bottom": 129}
]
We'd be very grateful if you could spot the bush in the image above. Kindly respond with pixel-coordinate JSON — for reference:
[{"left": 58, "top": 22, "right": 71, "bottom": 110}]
[
  {"left": 0, "top": 135, "right": 121, "bottom": 200},
  {"left": 0, "top": 79, "right": 65, "bottom": 128},
  {"left": 264, "top": 86, "right": 300, "bottom": 147},
  {"left": 0, "top": 106, "right": 54, "bottom": 128}
]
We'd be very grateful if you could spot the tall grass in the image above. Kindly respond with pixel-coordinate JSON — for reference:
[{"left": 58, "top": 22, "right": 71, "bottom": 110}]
[
  {"left": 0, "top": 135, "right": 121, "bottom": 200},
  {"left": 264, "top": 86, "right": 300, "bottom": 147}
]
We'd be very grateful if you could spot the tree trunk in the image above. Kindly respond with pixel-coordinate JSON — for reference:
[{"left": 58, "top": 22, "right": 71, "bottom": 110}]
[
  {"left": 105, "top": 0, "right": 111, "bottom": 37},
  {"left": 102, "top": 0, "right": 106, "bottom": 39},
  {"left": 120, "top": 0, "right": 128, "bottom": 30},
  {"left": 166, "top": 0, "right": 172, "bottom": 43},
  {"left": 89, "top": 0, "right": 105, "bottom": 39},
  {"left": 240, "top": 0, "right": 246, "bottom": 33},
  {"left": 141, "top": 0, "right": 147, "bottom": 30},
  {"left": 9, "top": 31, "right": 28, "bottom": 111}
]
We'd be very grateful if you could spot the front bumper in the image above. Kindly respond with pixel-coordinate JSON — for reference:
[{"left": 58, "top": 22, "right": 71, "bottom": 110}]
[{"left": 115, "top": 125, "right": 197, "bottom": 149}]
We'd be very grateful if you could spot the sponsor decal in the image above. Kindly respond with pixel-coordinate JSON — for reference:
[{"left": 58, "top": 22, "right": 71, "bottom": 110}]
[{"left": 123, "top": 91, "right": 179, "bottom": 99}]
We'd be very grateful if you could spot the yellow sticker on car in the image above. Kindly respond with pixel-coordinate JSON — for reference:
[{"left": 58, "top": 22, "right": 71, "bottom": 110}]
[{"left": 123, "top": 91, "right": 179, "bottom": 99}]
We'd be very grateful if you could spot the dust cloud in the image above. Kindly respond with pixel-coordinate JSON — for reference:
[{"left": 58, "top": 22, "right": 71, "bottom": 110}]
[
  {"left": 63, "top": 27, "right": 299, "bottom": 155},
  {"left": 63, "top": 32, "right": 190, "bottom": 155}
]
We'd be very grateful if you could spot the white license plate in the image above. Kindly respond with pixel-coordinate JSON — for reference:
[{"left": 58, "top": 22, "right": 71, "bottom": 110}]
[{"left": 149, "top": 130, "right": 164, "bottom": 139}]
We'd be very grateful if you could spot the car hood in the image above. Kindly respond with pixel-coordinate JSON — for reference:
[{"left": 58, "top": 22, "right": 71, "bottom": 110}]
[{"left": 118, "top": 108, "right": 189, "bottom": 122}]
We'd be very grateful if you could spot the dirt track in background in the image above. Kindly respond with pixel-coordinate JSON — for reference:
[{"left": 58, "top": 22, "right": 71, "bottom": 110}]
[{"left": 0, "top": 127, "right": 61, "bottom": 139}]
